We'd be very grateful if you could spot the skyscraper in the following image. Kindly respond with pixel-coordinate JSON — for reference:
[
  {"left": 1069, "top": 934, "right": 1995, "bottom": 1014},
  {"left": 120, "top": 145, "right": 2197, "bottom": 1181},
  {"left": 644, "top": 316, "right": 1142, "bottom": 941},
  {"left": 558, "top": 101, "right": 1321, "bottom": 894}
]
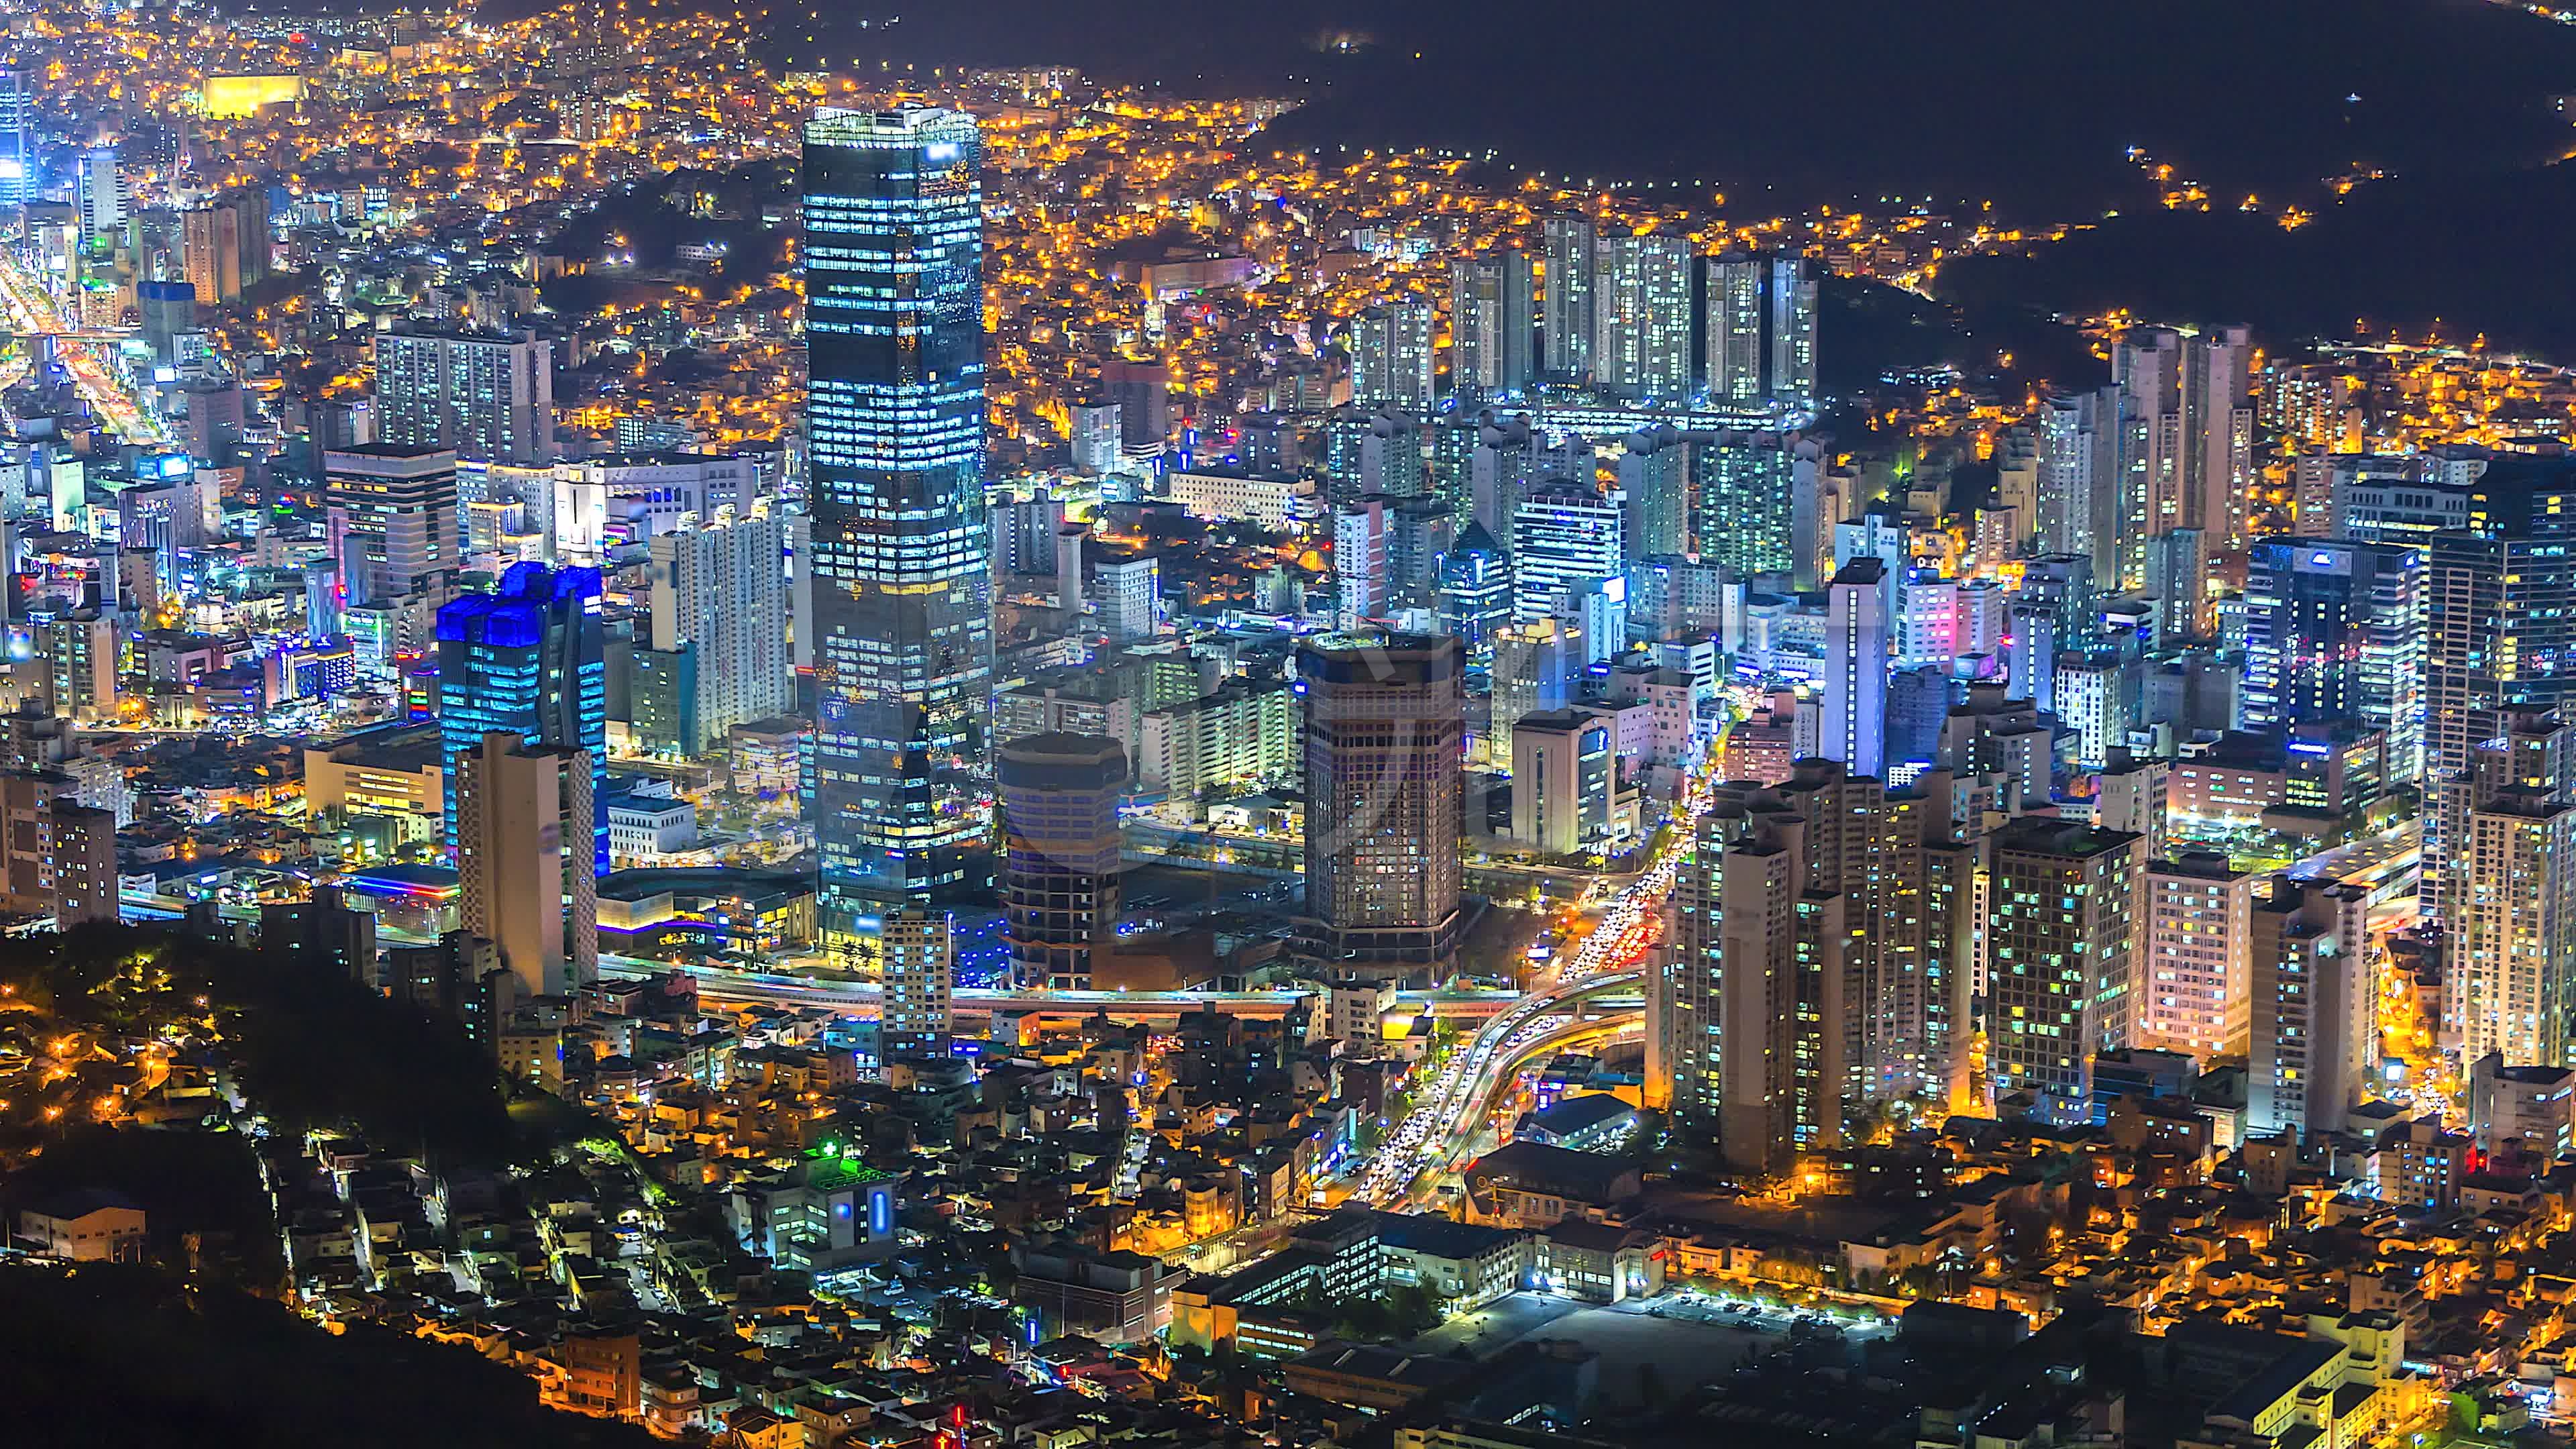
[
  {"left": 435, "top": 561, "right": 607, "bottom": 870},
  {"left": 1615, "top": 427, "right": 1687, "bottom": 559},
  {"left": 2184, "top": 326, "right": 2257, "bottom": 551},
  {"left": 1510, "top": 481, "right": 1622, "bottom": 626},
  {"left": 1705, "top": 253, "right": 1819, "bottom": 411},
  {"left": 372, "top": 327, "right": 557, "bottom": 466},
  {"left": 2247, "top": 877, "right": 2372, "bottom": 1138},
  {"left": 804, "top": 107, "right": 994, "bottom": 951},
  {"left": 649, "top": 502, "right": 792, "bottom": 753},
  {"left": 1691, "top": 431, "right": 1807, "bottom": 576},
  {"left": 1351, "top": 301, "right": 1436, "bottom": 413},
  {"left": 75, "top": 146, "right": 126, "bottom": 239},
  {"left": 2451, "top": 714, "right": 2576, "bottom": 1067},
  {"left": 1986, "top": 818, "right": 2146, "bottom": 1123},
  {"left": 1435, "top": 522, "right": 1510, "bottom": 653},
  {"left": 998, "top": 734, "right": 1126, "bottom": 990},
  {"left": 2037, "top": 386, "right": 2122, "bottom": 580},
  {"left": 326, "top": 444, "right": 458, "bottom": 604},
  {"left": 1823, "top": 558, "right": 1889, "bottom": 778},
  {"left": 2137, "top": 851, "right": 2254, "bottom": 1062},
  {"left": 1590, "top": 233, "right": 1694, "bottom": 402},
  {"left": 1448, "top": 252, "right": 1535, "bottom": 403},
  {"left": 1297, "top": 634, "right": 1464, "bottom": 977},
  {"left": 2424, "top": 457, "right": 2576, "bottom": 934},
  {"left": 1540, "top": 214, "right": 1596, "bottom": 383},
  {"left": 0, "top": 66, "right": 32, "bottom": 208},
  {"left": 455, "top": 732, "right": 598, "bottom": 996},
  {"left": 2241, "top": 538, "right": 2426, "bottom": 779}
]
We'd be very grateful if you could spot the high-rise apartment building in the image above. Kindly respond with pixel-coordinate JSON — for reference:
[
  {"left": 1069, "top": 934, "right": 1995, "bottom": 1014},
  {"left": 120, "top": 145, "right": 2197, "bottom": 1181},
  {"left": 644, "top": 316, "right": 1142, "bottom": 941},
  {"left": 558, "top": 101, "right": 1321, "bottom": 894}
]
[
  {"left": 2037, "top": 386, "right": 2122, "bottom": 581},
  {"left": 454, "top": 732, "right": 597, "bottom": 996},
  {"left": 1448, "top": 252, "right": 1535, "bottom": 403},
  {"left": 649, "top": 502, "right": 792, "bottom": 754},
  {"left": 1986, "top": 818, "right": 2146, "bottom": 1122},
  {"left": 39, "top": 612, "right": 118, "bottom": 724},
  {"left": 2247, "top": 877, "right": 2371, "bottom": 1138},
  {"left": 2426, "top": 458, "right": 2576, "bottom": 934},
  {"left": 2137, "top": 852, "right": 2255, "bottom": 1062},
  {"left": 1615, "top": 427, "right": 1688, "bottom": 559},
  {"left": 372, "top": 327, "right": 555, "bottom": 466},
  {"left": 1351, "top": 301, "right": 1436, "bottom": 413},
  {"left": 2184, "top": 325, "right": 2257, "bottom": 552},
  {"left": 1663, "top": 763, "right": 1966, "bottom": 1169},
  {"left": 1705, "top": 253, "right": 1819, "bottom": 411},
  {"left": 326, "top": 444, "right": 458, "bottom": 604},
  {"left": 1589, "top": 233, "right": 1694, "bottom": 402},
  {"left": 435, "top": 562, "right": 607, "bottom": 869},
  {"left": 1334, "top": 497, "right": 1392, "bottom": 629},
  {"left": 1691, "top": 432, "right": 1811, "bottom": 578},
  {"left": 880, "top": 908, "right": 955, "bottom": 1057},
  {"left": 804, "top": 107, "right": 994, "bottom": 948},
  {"left": 998, "top": 734, "right": 1126, "bottom": 990},
  {"left": 1540, "top": 214, "right": 1596, "bottom": 383},
  {"left": 1296, "top": 634, "right": 1464, "bottom": 977}
]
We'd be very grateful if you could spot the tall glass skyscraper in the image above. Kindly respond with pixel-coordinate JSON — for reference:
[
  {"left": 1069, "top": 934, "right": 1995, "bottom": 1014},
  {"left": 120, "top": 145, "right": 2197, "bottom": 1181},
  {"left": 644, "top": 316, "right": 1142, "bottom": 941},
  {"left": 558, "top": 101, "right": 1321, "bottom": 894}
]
[
  {"left": 802, "top": 107, "right": 994, "bottom": 954},
  {"left": 0, "top": 66, "right": 34, "bottom": 208},
  {"left": 435, "top": 561, "right": 608, "bottom": 873}
]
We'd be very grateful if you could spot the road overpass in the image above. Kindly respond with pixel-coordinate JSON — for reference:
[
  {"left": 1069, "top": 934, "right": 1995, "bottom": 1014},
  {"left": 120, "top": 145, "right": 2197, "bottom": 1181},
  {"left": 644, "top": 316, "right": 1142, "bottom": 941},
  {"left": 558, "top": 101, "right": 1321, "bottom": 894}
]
[{"left": 598, "top": 959, "right": 1525, "bottom": 1022}]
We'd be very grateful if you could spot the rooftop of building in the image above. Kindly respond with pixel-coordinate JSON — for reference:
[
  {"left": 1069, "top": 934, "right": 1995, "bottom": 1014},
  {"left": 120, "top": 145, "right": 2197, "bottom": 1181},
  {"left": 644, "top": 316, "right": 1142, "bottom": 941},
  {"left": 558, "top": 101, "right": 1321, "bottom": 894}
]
[{"left": 1989, "top": 815, "right": 2141, "bottom": 861}]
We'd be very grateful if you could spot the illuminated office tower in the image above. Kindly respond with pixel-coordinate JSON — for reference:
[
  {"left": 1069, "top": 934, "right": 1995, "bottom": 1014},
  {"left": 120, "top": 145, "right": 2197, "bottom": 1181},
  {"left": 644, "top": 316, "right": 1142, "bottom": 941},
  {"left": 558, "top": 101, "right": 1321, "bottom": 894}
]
[
  {"left": 0, "top": 67, "right": 30, "bottom": 207},
  {"left": 1986, "top": 818, "right": 2145, "bottom": 1123},
  {"left": 1352, "top": 301, "right": 1436, "bottom": 413},
  {"left": 76, "top": 146, "right": 126, "bottom": 239},
  {"left": 649, "top": 502, "right": 792, "bottom": 754},
  {"left": 2112, "top": 329, "right": 2186, "bottom": 589},
  {"left": 1590, "top": 233, "right": 1694, "bottom": 402},
  {"left": 1436, "top": 522, "right": 1510, "bottom": 653},
  {"left": 1540, "top": 214, "right": 1596, "bottom": 383},
  {"left": 326, "top": 444, "right": 458, "bottom": 603},
  {"left": 1511, "top": 480, "right": 1622, "bottom": 626},
  {"left": 1448, "top": 252, "right": 1534, "bottom": 403},
  {"left": 998, "top": 734, "right": 1126, "bottom": 990},
  {"left": 803, "top": 107, "right": 994, "bottom": 951},
  {"left": 1296, "top": 633, "right": 1464, "bottom": 977},
  {"left": 1705, "top": 253, "right": 1819, "bottom": 411},
  {"left": 1823, "top": 558, "right": 1889, "bottom": 778},
  {"left": 455, "top": 732, "right": 597, "bottom": 996},
  {"left": 2241, "top": 538, "right": 2425, "bottom": 780},
  {"left": 880, "top": 908, "right": 955, "bottom": 1057},
  {"left": 435, "top": 562, "right": 607, "bottom": 870},
  {"left": 372, "top": 327, "right": 555, "bottom": 466}
]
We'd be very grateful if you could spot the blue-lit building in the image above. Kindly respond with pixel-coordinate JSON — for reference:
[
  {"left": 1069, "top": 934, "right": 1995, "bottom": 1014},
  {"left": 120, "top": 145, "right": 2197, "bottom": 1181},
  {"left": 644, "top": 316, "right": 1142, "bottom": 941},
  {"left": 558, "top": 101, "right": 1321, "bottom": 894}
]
[
  {"left": 0, "top": 66, "right": 34, "bottom": 207},
  {"left": 2241, "top": 537, "right": 2425, "bottom": 782},
  {"left": 435, "top": 561, "right": 607, "bottom": 871},
  {"left": 802, "top": 107, "right": 994, "bottom": 957},
  {"left": 1436, "top": 521, "right": 1509, "bottom": 653}
]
